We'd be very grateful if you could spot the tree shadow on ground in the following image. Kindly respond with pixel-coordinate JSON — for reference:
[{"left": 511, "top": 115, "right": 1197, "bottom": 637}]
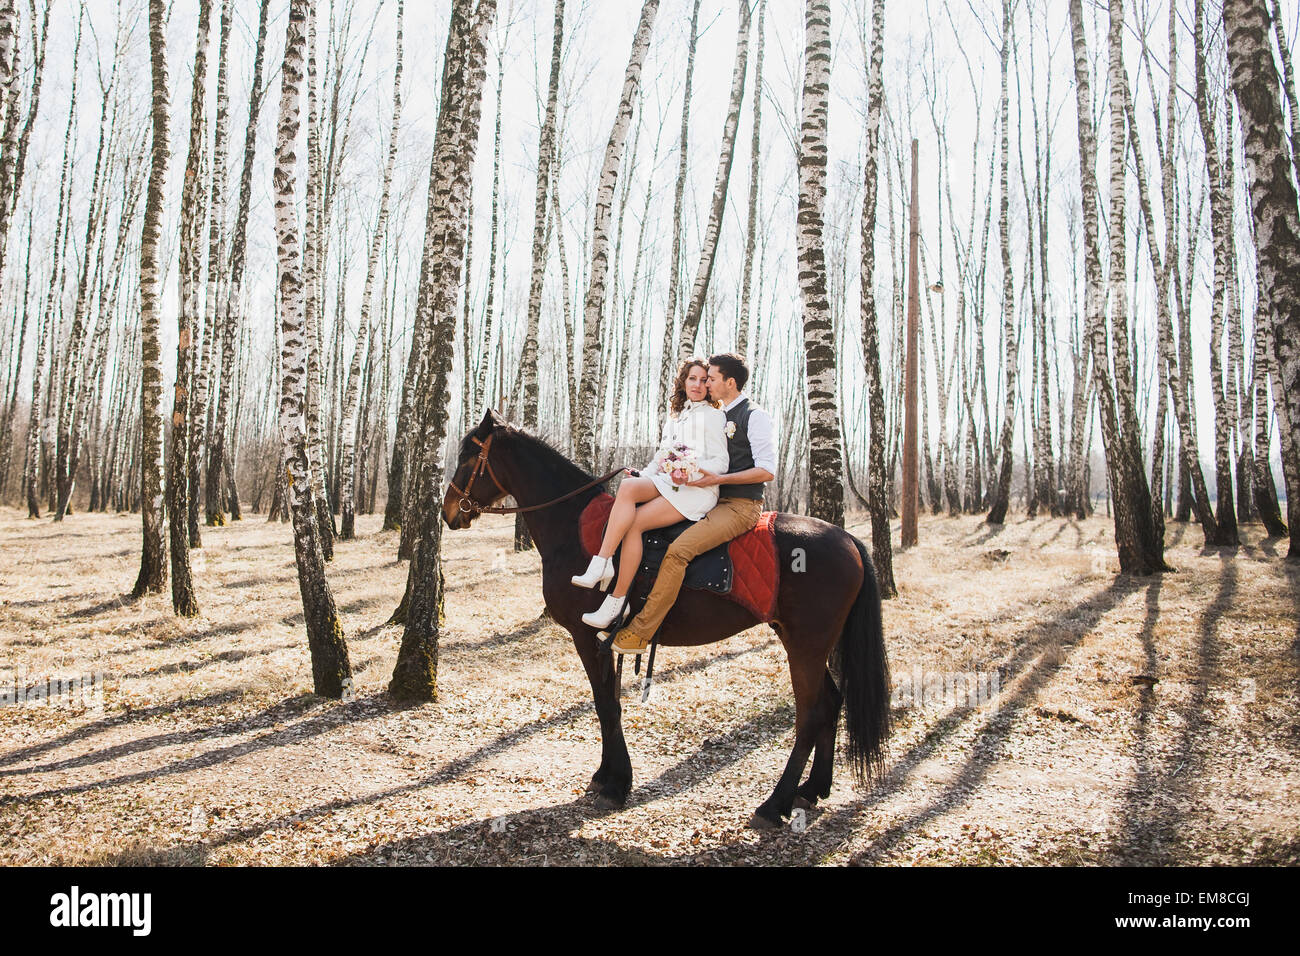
[
  {"left": 0, "top": 695, "right": 389, "bottom": 796},
  {"left": 335, "top": 797, "right": 658, "bottom": 866},
  {"left": 150, "top": 644, "right": 775, "bottom": 857},
  {"left": 109, "top": 641, "right": 300, "bottom": 684},
  {"left": 6, "top": 591, "right": 102, "bottom": 609},
  {"left": 962, "top": 523, "right": 1007, "bottom": 546},
  {"left": 1109, "top": 577, "right": 1164, "bottom": 862},
  {"left": 1039, "top": 518, "right": 1084, "bottom": 549},
  {"left": 8, "top": 559, "right": 1226, "bottom": 865},
  {"left": 63, "top": 592, "right": 139, "bottom": 619},
  {"left": 346, "top": 575, "right": 1140, "bottom": 868},
  {"left": 121, "top": 617, "right": 266, "bottom": 652},
  {"left": 0, "top": 688, "right": 249, "bottom": 769},
  {"left": 1107, "top": 554, "right": 1235, "bottom": 863},
  {"left": 40, "top": 548, "right": 136, "bottom": 566},
  {"left": 624, "top": 700, "right": 795, "bottom": 811},
  {"left": 817, "top": 574, "right": 1146, "bottom": 866},
  {"left": 443, "top": 613, "right": 559, "bottom": 653},
  {"left": 218, "top": 572, "right": 297, "bottom": 590},
  {"left": 279, "top": 576, "right": 1150, "bottom": 867}
]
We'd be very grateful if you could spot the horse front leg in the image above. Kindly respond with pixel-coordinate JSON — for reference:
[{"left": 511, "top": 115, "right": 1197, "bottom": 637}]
[{"left": 572, "top": 630, "right": 633, "bottom": 809}]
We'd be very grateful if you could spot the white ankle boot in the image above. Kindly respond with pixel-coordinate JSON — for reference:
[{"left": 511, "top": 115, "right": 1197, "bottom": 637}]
[
  {"left": 571, "top": 554, "right": 614, "bottom": 589},
  {"left": 582, "top": 592, "right": 628, "bottom": 629}
]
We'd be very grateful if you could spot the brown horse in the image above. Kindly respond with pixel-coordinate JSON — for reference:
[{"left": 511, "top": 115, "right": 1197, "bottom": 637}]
[{"left": 442, "top": 410, "right": 890, "bottom": 827}]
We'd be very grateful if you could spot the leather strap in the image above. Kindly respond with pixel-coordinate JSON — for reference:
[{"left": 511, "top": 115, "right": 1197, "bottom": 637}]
[{"left": 447, "top": 433, "right": 624, "bottom": 516}]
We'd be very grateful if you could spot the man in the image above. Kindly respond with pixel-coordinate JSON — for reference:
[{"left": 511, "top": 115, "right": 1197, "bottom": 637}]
[{"left": 605, "top": 352, "right": 777, "bottom": 654}]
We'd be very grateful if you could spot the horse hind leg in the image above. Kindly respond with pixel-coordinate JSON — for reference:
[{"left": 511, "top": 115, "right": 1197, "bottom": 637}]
[
  {"left": 751, "top": 652, "right": 827, "bottom": 829},
  {"left": 794, "top": 669, "right": 843, "bottom": 809}
]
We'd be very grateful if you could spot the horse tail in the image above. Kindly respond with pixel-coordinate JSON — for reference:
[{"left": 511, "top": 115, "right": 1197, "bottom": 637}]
[{"left": 838, "top": 533, "right": 891, "bottom": 784}]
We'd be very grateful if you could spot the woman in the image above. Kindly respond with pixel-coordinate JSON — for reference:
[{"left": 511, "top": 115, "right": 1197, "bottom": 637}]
[{"left": 572, "top": 359, "right": 728, "bottom": 630}]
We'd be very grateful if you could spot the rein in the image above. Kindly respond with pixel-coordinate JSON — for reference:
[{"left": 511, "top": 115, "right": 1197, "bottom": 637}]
[{"left": 448, "top": 433, "right": 624, "bottom": 516}]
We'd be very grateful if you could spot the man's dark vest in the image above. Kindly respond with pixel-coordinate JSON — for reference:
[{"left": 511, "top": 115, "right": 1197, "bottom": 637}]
[{"left": 721, "top": 398, "right": 765, "bottom": 501}]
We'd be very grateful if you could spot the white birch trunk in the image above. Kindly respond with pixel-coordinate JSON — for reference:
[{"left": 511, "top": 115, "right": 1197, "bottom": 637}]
[
  {"left": 1223, "top": 0, "right": 1300, "bottom": 558},
  {"left": 677, "top": 0, "right": 751, "bottom": 362},
  {"left": 391, "top": 0, "right": 497, "bottom": 701},
  {"left": 274, "top": 0, "right": 351, "bottom": 697},
  {"left": 858, "top": 0, "right": 894, "bottom": 593},
  {"left": 987, "top": 0, "right": 1017, "bottom": 524},
  {"left": 520, "top": 0, "right": 564, "bottom": 436},
  {"left": 340, "top": 0, "right": 403, "bottom": 541},
  {"left": 574, "top": 0, "right": 658, "bottom": 470},
  {"left": 799, "top": 0, "right": 843, "bottom": 527},
  {"left": 133, "top": 0, "right": 169, "bottom": 597}
]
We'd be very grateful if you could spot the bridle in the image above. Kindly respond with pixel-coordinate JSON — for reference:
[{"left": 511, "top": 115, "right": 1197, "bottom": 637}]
[{"left": 446, "top": 432, "right": 624, "bottom": 516}]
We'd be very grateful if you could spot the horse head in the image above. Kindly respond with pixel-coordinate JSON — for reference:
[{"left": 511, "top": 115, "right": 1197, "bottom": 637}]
[{"left": 442, "top": 408, "right": 512, "bottom": 529}]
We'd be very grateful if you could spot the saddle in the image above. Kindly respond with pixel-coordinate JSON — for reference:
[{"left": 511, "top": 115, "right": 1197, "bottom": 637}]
[{"left": 578, "top": 493, "right": 779, "bottom": 623}]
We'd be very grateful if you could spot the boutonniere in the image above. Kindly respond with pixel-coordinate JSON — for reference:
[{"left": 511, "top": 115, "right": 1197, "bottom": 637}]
[{"left": 724, "top": 421, "right": 737, "bottom": 439}]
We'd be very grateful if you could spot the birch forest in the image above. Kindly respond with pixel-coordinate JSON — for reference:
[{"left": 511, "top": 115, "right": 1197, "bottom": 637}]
[{"left": 1, "top": 0, "right": 1299, "bottom": 868}]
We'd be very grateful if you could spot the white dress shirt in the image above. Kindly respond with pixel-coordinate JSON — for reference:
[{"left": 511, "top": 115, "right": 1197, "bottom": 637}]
[
  {"left": 643, "top": 400, "right": 729, "bottom": 521},
  {"left": 723, "top": 393, "right": 778, "bottom": 475}
]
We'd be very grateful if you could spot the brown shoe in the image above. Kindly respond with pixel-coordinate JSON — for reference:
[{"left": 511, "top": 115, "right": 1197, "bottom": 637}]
[{"left": 603, "top": 627, "right": 652, "bottom": 655}]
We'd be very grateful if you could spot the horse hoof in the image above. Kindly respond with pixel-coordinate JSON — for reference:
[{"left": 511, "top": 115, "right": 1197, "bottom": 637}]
[
  {"left": 594, "top": 793, "right": 625, "bottom": 811},
  {"left": 586, "top": 778, "right": 603, "bottom": 794},
  {"left": 748, "top": 811, "right": 781, "bottom": 830},
  {"left": 792, "top": 795, "right": 816, "bottom": 812}
]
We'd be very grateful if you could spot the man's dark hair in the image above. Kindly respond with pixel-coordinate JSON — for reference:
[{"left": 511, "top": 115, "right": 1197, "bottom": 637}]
[{"left": 708, "top": 352, "right": 749, "bottom": 391}]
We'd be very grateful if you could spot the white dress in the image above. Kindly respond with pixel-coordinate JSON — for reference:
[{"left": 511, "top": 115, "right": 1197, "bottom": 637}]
[{"left": 643, "top": 400, "right": 729, "bottom": 521}]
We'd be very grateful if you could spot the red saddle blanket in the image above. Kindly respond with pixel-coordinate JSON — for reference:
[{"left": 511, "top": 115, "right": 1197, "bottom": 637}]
[{"left": 578, "top": 493, "right": 779, "bottom": 623}]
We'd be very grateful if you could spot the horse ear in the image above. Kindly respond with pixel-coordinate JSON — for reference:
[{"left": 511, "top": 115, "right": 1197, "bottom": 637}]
[{"left": 478, "top": 408, "right": 497, "bottom": 433}]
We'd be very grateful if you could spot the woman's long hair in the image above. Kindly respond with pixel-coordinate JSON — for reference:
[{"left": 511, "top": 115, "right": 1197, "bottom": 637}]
[{"left": 669, "top": 359, "right": 721, "bottom": 416}]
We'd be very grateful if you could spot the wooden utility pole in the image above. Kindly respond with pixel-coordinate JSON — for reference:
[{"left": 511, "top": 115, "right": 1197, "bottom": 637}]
[{"left": 902, "top": 137, "right": 919, "bottom": 546}]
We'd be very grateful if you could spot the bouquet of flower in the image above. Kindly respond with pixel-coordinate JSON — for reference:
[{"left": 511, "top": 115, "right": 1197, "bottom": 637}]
[{"left": 655, "top": 441, "right": 699, "bottom": 490}]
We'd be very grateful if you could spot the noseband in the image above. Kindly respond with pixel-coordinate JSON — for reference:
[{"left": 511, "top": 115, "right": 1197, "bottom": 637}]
[
  {"left": 447, "top": 434, "right": 511, "bottom": 516},
  {"left": 446, "top": 432, "right": 625, "bottom": 516}
]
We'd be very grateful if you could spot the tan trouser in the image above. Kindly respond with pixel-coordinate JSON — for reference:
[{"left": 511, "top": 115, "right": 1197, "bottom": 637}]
[{"left": 625, "top": 495, "right": 763, "bottom": 639}]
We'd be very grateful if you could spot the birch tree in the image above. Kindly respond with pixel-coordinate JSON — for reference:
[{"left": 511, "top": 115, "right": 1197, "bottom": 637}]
[
  {"left": 1067, "top": 0, "right": 1167, "bottom": 573},
  {"left": 195, "top": 0, "right": 231, "bottom": 530},
  {"left": 859, "top": 0, "right": 895, "bottom": 594},
  {"left": 986, "top": 0, "right": 1017, "bottom": 525},
  {"left": 737, "top": 0, "right": 764, "bottom": 360},
  {"left": 339, "top": 1, "right": 402, "bottom": 541},
  {"left": 207, "top": 0, "right": 270, "bottom": 527},
  {"left": 676, "top": 0, "right": 751, "bottom": 362},
  {"left": 516, "top": 0, "right": 563, "bottom": 550},
  {"left": 303, "top": 6, "right": 333, "bottom": 559},
  {"left": 1193, "top": 0, "right": 1239, "bottom": 544},
  {"left": 165, "top": 0, "right": 214, "bottom": 616},
  {"left": 132, "top": 0, "right": 169, "bottom": 599},
  {"left": 656, "top": 0, "right": 699, "bottom": 434},
  {"left": 0, "top": 0, "right": 49, "bottom": 310},
  {"left": 274, "top": 0, "right": 352, "bottom": 697},
  {"left": 1223, "top": 0, "right": 1300, "bottom": 559},
  {"left": 799, "top": 0, "right": 844, "bottom": 527},
  {"left": 390, "top": 0, "right": 497, "bottom": 702},
  {"left": 574, "top": 0, "right": 658, "bottom": 470}
]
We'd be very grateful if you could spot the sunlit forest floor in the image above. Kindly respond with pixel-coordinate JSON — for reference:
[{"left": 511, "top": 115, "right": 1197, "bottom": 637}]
[{"left": 1, "top": 504, "right": 1296, "bottom": 865}]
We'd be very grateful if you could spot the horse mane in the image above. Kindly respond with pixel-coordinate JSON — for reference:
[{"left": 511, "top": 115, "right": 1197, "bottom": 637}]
[{"left": 494, "top": 425, "right": 600, "bottom": 494}]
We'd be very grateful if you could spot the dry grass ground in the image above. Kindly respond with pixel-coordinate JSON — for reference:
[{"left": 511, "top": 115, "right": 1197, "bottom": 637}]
[{"left": 0, "top": 504, "right": 1297, "bottom": 866}]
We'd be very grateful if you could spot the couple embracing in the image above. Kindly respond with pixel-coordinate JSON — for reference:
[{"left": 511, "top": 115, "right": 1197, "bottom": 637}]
[{"left": 572, "top": 352, "right": 777, "bottom": 655}]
